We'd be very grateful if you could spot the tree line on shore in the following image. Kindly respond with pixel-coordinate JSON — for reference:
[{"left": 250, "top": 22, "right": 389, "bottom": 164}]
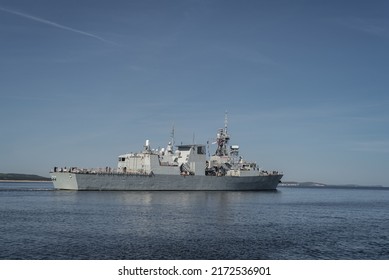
[{"left": 0, "top": 173, "right": 50, "bottom": 181}]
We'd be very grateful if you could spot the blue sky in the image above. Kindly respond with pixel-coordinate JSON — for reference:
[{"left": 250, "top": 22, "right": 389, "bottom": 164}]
[{"left": 1, "top": 0, "right": 389, "bottom": 186}]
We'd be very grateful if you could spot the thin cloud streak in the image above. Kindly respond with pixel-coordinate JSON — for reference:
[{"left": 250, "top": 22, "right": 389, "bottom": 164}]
[
  {"left": 349, "top": 140, "right": 389, "bottom": 153},
  {"left": 331, "top": 16, "right": 389, "bottom": 39},
  {"left": 0, "top": 6, "right": 117, "bottom": 45}
]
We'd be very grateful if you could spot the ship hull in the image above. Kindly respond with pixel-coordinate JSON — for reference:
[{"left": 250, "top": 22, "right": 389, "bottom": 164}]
[{"left": 50, "top": 172, "right": 282, "bottom": 191}]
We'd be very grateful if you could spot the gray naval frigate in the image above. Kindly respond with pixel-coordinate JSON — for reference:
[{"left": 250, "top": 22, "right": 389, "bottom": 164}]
[{"left": 50, "top": 115, "right": 283, "bottom": 190}]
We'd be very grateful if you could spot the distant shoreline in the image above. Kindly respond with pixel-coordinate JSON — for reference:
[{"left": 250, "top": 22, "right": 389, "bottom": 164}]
[
  {"left": 0, "top": 173, "right": 51, "bottom": 182},
  {"left": 278, "top": 184, "right": 387, "bottom": 189},
  {"left": 279, "top": 181, "right": 385, "bottom": 188},
  {"left": 0, "top": 180, "right": 52, "bottom": 183}
]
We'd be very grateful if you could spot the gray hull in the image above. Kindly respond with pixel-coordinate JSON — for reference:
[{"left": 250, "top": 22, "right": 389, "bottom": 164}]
[{"left": 51, "top": 172, "right": 282, "bottom": 191}]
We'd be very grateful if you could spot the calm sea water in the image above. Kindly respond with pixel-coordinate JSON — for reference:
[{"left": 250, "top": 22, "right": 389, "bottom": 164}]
[{"left": 0, "top": 182, "right": 388, "bottom": 260}]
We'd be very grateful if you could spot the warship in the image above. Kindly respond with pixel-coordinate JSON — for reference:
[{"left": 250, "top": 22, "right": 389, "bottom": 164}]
[{"left": 50, "top": 115, "right": 282, "bottom": 190}]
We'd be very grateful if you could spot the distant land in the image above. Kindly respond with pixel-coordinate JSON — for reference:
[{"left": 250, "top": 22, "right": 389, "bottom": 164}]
[
  {"left": 0, "top": 173, "right": 51, "bottom": 181},
  {"left": 279, "top": 181, "right": 385, "bottom": 188},
  {"left": 279, "top": 181, "right": 326, "bottom": 187}
]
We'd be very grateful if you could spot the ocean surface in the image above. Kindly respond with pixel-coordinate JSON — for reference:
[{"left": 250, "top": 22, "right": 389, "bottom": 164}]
[{"left": 0, "top": 182, "right": 388, "bottom": 260}]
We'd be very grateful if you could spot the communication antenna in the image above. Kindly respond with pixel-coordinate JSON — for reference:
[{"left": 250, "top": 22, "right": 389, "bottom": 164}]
[
  {"left": 170, "top": 124, "right": 175, "bottom": 149},
  {"left": 224, "top": 110, "right": 228, "bottom": 134}
]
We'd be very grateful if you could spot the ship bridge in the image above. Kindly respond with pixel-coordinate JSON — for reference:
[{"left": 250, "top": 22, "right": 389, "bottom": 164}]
[{"left": 117, "top": 141, "right": 207, "bottom": 176}]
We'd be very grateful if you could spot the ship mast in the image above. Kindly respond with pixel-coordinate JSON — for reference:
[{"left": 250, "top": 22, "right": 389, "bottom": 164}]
[
  {"left": 171, "top": 124, "right": 175, "bottom": 147},
  {"left": 224, "top": 110, "right": 228, "bottom": 135},
  {"left": 214, "top": 112, "right": 230, "bottom": 156},
  {"left": 166, "top": 124, "right": 175, "bottom": 154}
]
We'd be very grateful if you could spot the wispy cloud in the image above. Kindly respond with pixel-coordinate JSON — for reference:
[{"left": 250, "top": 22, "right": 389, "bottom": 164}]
[
  {"left": 349, "top": 140, "right": 389, "bottom": 153},
  {"left": 332, "top": 17, "right": 389, "bottom": 39},
  {"left": 0, "top": 6, "right": 117, "bottom": 45}
]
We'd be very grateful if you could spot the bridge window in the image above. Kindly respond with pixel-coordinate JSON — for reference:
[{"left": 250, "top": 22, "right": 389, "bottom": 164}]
[{"left": 197, "top": 146, "right": 205, "bottom": 154}]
